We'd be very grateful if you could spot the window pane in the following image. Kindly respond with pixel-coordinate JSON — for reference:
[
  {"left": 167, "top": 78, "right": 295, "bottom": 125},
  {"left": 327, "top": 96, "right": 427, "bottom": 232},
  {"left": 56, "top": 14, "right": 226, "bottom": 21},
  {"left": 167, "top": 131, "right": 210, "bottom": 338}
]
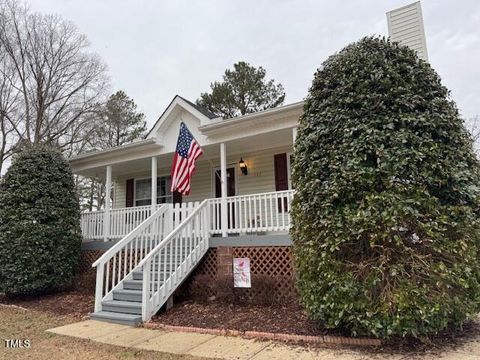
[
  {"left": 165, "top": 177, "right": 172, "bottom": 196},
  {"left": 157, "top": 177, "right": 166, "bottom": 196},
  {"left": 135, "top": 179, "right": 151, "bottom": 200},
  {"left": 136, "top": 199, "right": 151, "bottom": 206},
  {"left": 136, "top": 176, "right": 173, "bottom": 206},
  {"left": 156, "top": 176, "right": 172, "bottom": 203}
]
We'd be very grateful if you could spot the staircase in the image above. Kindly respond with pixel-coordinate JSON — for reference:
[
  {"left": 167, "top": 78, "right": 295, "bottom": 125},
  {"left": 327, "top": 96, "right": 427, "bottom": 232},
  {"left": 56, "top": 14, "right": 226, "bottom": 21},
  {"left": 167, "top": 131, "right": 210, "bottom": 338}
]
[{"left": 90, "top": 200, "right": 210, "bottom": 325}]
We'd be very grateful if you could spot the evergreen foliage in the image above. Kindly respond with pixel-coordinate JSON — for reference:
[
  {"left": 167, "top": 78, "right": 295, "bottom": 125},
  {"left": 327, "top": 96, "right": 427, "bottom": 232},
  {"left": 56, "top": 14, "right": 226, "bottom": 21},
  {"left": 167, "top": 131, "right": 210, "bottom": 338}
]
[
  {"left": 291, "top": 37, "right": 480, "bottom": 338},
  {"left": 95, "top": 90, "right": 147, "bottom": 148},
  {"left": 0, "top": 146, "right": 82, "bottom": 295},
  {"left": 197, "top": 61, "right": 285, "bottom": 118}
]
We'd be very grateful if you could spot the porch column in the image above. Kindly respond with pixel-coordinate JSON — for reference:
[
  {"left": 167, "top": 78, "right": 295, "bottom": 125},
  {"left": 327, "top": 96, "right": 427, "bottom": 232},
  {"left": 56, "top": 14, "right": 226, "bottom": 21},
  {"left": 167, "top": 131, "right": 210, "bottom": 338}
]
[
  {"left": 292, "top": 127, "right": 297, "bottom": 144},
  {"left": 151, "top": 156, "right": 157, "bottom": 213},
  {"left": 103, "top": 165, "right": 112, "bottom": 242},
  {"left": 220, "top": 142, "right": 228, "bottom": 237}
]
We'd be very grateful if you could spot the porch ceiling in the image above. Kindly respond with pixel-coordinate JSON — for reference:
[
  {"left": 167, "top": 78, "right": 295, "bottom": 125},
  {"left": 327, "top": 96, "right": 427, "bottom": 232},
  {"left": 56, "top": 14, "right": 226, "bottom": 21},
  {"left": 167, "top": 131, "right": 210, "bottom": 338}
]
[{"left": 73, "top": 128, "right": 293, "bottom": 179}]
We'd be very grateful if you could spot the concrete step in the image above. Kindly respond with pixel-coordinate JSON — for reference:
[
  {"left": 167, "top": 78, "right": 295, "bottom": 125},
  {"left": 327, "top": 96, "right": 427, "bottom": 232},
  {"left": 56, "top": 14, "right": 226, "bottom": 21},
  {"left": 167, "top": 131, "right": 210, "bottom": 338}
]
[
  {"left": 113, "top": 289, "right": 142, "bottom": 302},
  {"left": 90, "top": 311, "right": 142, "bottom": 326},
  {"left": 123, "top": 279, "right": 163, "bottom": 291},
  {"left": 102, "top": 299, "right": 142, "bottom": 315}
]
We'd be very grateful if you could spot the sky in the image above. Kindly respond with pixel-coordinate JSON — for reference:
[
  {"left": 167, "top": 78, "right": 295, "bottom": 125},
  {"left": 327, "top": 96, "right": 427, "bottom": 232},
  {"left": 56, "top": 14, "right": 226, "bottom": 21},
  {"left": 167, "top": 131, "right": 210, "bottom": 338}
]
[{"left": 28, "top": 0, "right": 480, "bottom": 128}]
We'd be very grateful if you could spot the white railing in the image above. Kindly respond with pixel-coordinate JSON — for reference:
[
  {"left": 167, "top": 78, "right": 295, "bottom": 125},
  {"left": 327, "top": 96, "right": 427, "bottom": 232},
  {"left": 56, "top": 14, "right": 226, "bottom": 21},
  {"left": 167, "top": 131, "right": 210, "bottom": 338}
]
[
  {"left": 82, "top": 190, "right": 296, "bottom": 242},
  {"left": 81, "top": 205, "right": 154, "bottom": 241},
  {"left": 139, "top": 200, "right": 209, "bottom": 321},
  {"left": 82, "top": 203, "right": 200, "bottom": 242},
  {"left": 81, "top": 210, "right": 105, "bottom": 240},
  {"left": 209, "top": 190, "right": 295, "bottom": 235},
  {"left": 108, "top": 205, "right": 154, "bottom": 240},
  {"left": 92, "top": 204, "right": 170, "bottom": 312},
  {"left": 88, "top": 191, "right": 295, "bottom": 322}
]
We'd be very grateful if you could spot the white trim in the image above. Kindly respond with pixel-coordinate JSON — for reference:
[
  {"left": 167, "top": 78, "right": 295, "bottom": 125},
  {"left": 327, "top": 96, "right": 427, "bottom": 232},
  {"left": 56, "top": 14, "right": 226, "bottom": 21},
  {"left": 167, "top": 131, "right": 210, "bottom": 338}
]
[
  {"left": 147, "top": 95, "right": 220, "bottom": 138},
  {"left": 104, "top": 165, "right": 112, "bottom": 242},
  {"left": 199, "top": 101, "right": 303, "bottom": 133},
  {"left": 70, "top": 102, "right": 301, "bottom": 174},
  {"left": 286, "top": 151, "right": 293, "bottom": 190},
  {"left": 151, "top": 157, "right": 157, "bottom": 213},
  {"left": 68, "top": 138, "right": 160, "bottom": 161}
]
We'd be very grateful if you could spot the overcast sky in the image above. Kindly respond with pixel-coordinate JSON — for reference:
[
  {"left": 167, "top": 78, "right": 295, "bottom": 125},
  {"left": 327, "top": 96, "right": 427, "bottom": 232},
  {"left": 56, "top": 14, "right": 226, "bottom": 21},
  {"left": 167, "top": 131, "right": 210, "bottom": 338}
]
[{"left": 29, "top": 0, "right": 480, "bottom": 128}]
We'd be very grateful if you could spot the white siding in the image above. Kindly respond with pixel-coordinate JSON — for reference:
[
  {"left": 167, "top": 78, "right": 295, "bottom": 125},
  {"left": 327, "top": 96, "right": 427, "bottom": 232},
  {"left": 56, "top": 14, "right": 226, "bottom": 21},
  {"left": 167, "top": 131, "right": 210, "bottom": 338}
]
[
  {"left": 112, "top": 145, "right": 292, "bottom": 208},
  {"left": 386, "top": 1, "right": 428, "bottom": 61}
]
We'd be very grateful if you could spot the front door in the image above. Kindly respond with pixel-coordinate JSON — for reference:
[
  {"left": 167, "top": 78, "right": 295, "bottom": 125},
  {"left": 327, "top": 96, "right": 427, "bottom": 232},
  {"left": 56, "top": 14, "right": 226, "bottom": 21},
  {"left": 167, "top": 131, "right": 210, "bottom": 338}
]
[
  {"left": 214, "top": 167, "right": 236, "bottom": 232},
  {"left": 215, "top": 167, "right": 236, "bottom": 198}
]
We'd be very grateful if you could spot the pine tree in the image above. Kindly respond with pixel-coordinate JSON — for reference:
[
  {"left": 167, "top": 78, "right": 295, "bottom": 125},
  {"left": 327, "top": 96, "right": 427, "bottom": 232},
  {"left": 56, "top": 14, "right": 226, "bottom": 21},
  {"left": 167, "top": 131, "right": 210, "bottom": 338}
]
[{"left": 197, "top": 61, "right": 285, "bottom": 118}]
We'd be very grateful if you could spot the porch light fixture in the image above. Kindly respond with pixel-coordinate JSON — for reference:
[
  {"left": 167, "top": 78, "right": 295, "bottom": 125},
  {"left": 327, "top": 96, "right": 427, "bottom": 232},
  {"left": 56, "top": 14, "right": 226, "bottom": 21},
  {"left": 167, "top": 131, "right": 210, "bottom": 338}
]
[{"left": 239, "top": 158, "right": 248, "bottom": 175}]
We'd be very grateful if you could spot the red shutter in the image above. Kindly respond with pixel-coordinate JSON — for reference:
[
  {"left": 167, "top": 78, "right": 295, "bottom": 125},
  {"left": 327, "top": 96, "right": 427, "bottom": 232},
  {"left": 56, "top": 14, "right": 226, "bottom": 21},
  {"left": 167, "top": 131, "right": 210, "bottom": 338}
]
[
  {"left": 126, "top": 179, "right": 134, "bottom": 207},
  {"left": 274, "top": 153, "right": 288, "bottom": 191},
  {"left": 274, "top": 153, "right": 289, "bottom": 212}
]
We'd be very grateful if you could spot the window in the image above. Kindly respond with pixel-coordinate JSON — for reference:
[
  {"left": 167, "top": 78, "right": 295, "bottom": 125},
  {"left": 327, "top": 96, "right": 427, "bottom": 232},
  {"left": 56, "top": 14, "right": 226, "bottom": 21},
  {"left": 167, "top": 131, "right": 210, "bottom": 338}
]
[{"left": 134, "top": 176, "right": 172, "bottom": 206}]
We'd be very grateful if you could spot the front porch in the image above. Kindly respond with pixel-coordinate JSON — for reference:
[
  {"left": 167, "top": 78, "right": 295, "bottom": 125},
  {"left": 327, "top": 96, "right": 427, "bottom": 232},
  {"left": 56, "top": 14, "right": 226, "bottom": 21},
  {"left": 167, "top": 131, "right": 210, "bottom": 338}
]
[
  {"left": 81, "top": 190, "right": 295, "bottom": 244},
  {"left": 68, "top": 97, "right": 301, "bottom": 325}
]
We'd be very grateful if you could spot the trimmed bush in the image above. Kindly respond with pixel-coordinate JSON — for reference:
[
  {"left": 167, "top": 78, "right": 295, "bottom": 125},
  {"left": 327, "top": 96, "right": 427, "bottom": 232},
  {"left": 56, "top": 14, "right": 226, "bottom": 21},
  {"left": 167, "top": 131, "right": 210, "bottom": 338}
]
[
  {"left": 291, "top": 37, "right": 480, "bottom": 339},
  {"left": 0, "top": 146, "right": 82, "bottom": 295}
]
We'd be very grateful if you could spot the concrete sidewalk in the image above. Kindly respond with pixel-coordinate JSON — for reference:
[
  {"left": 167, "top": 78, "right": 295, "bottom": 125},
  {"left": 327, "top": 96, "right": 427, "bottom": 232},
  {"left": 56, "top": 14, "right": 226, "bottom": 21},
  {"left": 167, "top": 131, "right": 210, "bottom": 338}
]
[{"left": 47, "top": 320, "right": 480, "bottom": 360}]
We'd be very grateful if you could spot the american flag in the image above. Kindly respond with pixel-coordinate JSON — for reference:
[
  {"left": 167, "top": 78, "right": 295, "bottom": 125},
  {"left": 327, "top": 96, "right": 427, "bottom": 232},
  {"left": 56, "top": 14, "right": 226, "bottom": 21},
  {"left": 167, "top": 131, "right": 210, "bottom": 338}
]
[{"left": 170, "top": 122, "right": 203, "bottom": 195}]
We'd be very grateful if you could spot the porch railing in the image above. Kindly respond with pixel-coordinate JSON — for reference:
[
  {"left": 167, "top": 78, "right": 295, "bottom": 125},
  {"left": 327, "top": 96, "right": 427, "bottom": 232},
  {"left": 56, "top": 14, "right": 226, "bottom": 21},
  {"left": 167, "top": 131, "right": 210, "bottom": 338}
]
[
  {"left": 81, "top": 210, "right": 105, "bottom": 240},
  {"left": 81, "top": 205, "right": 159, "bottom": 241},
  {"left": 81, "top": 190, "right": 296, "bottom": 241},
  {"left": 138, "top": 199, "right": 209, "bottom": 321},
  {"left": 209, "top": 190, "right": 294, "bottom": 235},
  {"left": 91, "top": 204, "right": 170, "bottom": 312}
]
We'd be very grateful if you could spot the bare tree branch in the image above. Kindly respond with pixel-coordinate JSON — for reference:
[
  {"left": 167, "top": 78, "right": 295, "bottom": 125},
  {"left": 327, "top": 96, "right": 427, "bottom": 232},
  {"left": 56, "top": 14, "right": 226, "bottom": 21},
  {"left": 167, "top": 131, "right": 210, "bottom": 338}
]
[{"left": 0, "top": 0, "right": 110, "bottom": 176}]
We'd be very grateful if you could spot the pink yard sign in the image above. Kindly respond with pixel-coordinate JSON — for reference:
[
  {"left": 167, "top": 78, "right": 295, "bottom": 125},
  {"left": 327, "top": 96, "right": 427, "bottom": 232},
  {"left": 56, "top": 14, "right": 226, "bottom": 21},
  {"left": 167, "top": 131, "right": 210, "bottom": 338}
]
[{"left": 233, "top": 257, "right": 251, "bottom": 288}]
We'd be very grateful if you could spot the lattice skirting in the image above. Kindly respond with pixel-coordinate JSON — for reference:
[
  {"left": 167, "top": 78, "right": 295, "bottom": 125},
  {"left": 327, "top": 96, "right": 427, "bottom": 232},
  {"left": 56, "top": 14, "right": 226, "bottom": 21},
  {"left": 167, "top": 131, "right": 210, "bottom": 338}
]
[
  {"left": 180, "top": 246, "right": 298, "bottom": 304},
  {"left": 78, "top": 250, "right": 104, "bottom": 274},
  {"left": 232, "top": 246, "right": 296, "bottom": 303},
  {"left": 79, "top": 246, "right": 298, "bottom": 304}
]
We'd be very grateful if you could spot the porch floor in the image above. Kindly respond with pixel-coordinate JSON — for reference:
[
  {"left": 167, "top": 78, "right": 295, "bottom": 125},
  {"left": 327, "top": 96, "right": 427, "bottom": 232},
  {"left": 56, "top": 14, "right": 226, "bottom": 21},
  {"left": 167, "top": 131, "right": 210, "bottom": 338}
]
[{"left": 81, "top": 234, "right": 292, "bottom": 251}]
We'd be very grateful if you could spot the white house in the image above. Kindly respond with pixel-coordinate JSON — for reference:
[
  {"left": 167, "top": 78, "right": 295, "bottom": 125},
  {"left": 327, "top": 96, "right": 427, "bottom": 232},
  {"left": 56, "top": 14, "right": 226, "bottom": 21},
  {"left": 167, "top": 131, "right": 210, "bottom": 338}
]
[
  {"left": 70, "top": 1, "right": 429, "bottom": 326},
  {"left": 70, "top": 96, "right": 301, "bottom": 325},
  {"left": 72, "top": 95, "right": 300, "bottom": 242}
]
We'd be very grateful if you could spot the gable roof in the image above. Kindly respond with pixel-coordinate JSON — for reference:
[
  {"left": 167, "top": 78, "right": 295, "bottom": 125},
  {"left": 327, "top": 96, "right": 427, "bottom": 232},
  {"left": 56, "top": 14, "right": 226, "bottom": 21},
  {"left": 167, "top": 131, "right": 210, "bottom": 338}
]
[
  {"left": 146, "top": 95, "right": 219, "bottom": 138},
  {"left": 177, "top": 96, "right": 218, "bottom": 119}
]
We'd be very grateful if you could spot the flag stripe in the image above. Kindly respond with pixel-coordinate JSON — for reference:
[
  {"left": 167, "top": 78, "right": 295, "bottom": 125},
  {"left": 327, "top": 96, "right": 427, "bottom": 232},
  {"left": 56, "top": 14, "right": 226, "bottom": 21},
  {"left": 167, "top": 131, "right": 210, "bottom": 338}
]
[{"left": 170, "top": 122, "right": 203, "bottom": 196}]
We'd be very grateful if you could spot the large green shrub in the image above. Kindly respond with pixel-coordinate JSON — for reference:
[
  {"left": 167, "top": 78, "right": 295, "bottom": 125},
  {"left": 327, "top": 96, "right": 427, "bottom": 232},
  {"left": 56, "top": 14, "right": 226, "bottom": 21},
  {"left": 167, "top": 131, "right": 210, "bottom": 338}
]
[
  {"left": 0, "top": 146, "right": 82, "bottom": 295},
  {"left": 291, "top": 37, "right": 480, "bottom": 339}
]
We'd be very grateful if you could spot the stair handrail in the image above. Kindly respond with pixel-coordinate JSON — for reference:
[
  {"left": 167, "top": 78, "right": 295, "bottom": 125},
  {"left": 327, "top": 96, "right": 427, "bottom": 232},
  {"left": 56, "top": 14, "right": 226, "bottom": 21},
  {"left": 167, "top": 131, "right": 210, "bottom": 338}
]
[
  {"left": 139, "top": 199, "right": 210, "bottom": 321},
  {"left": 136, "top": 199, "right": 208, "bottom": 269},
  {"left": 92, "top": 204, "right": 169, "bottom": 268}
]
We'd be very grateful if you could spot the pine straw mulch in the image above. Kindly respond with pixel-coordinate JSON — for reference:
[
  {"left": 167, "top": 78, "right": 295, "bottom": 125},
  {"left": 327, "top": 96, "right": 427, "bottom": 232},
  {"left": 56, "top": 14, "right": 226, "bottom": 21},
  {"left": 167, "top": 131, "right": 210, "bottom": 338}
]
[
  {"left": 0, "top": 272, "right": 95, "bottom": 320},
  {"left": 152, "top": 300, "right": 330, "bottom": 336}
]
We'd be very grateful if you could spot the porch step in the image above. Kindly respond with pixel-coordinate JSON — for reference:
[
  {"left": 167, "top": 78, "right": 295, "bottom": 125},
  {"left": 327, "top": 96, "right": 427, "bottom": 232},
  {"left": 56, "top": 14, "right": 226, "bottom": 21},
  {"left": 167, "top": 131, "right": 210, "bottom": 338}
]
[
  {"left": 123, "top": 279, "right": 163, "bottom": 291},
  {"left": 90, "top": 311, "right": 142, "bottom": 326},
  {"left": 113, "top": 289, "right": 142, "bottom": 302},
  {"left": 132, "top": 270, "right": 171, "bottom": 281},
  {"left": 102, "top": 299, "right": 142, "bottom": 315}
]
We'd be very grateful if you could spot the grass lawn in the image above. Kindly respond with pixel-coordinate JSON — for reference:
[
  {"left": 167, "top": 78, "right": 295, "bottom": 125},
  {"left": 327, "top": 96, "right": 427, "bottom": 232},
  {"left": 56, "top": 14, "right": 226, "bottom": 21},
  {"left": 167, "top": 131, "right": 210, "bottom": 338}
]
[{"left": 0, "top": 305, "right": 204, "bottom": 360}]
